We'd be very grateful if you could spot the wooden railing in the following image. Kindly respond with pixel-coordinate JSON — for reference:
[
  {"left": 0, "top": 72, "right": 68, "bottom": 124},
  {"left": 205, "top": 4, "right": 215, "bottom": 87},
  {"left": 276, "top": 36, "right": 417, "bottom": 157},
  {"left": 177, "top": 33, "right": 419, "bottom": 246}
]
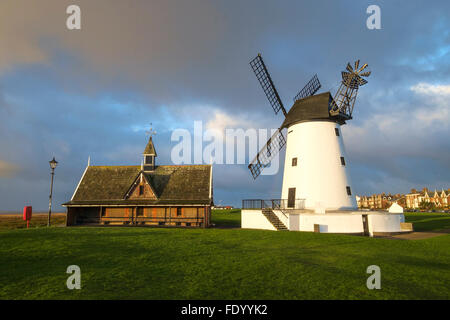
[{"left": 76, "top": 216, "right": 205, "bottom": 226}]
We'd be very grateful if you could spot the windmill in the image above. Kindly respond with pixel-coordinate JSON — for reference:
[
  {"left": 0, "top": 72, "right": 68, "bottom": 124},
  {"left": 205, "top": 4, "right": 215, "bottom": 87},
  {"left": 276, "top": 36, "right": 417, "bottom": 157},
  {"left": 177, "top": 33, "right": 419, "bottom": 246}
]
[{"left": 248, "top": 54, "right": 370, "bottom": 211}]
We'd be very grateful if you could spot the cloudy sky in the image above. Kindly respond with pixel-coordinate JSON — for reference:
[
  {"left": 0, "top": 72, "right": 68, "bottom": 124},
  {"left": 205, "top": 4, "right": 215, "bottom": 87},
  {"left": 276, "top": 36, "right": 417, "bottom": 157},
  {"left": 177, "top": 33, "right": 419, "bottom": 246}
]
[{"left": 0, "top": 0, "right": 449, "bottom": 211}]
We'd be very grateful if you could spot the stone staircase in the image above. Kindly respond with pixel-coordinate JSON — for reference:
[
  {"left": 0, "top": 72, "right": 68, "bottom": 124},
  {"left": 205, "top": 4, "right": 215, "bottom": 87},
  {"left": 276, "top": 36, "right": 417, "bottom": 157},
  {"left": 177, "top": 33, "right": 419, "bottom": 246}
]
[{"left": 262, "top": 208, "right": 288, "bottom": 231}]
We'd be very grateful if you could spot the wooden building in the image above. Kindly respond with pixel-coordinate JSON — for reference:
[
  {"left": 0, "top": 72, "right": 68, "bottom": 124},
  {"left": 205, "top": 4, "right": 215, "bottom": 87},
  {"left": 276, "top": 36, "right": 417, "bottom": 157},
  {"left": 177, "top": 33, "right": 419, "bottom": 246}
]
[{"left": 63, "top": 137, "right": 213, "bottom": 227}]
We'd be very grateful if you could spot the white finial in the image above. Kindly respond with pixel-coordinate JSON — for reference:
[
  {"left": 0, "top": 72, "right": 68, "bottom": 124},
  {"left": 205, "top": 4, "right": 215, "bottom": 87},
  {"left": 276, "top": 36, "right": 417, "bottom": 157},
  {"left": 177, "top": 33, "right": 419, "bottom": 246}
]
[
  {"left": 87, "top": 156, "right": 91, "bottom": 166},
  {"left": 141, "top": 159, "right": 144, "bottom": 171}
]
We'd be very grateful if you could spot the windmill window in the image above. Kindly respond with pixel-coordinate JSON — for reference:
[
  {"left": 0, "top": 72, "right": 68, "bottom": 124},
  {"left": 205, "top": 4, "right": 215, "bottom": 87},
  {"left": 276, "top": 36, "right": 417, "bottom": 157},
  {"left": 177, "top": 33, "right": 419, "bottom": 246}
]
[
  {"left": 292, "top": 157, "right": 298, "bottom": 166},
  {"left": 340, "top": 157, "right": 346, "bottom": 166},
  {"left": 335, "top": 128, "right": 340, "bottom": 136},
  {"left": 139, "top": 185, "right": 144, "bottom": 195},
  {"left": 346, "top": 186, "right": 352, "bottom": 196}
]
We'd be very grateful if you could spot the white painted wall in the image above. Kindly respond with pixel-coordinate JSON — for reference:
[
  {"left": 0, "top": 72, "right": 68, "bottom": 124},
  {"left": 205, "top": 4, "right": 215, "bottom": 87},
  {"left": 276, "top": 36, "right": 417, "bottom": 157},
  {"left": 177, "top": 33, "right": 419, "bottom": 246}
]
[
  {"left": 241, "top": 210, "right": 405, "bottom": 236},
  {"left": 288, "top": 214, "right": 300, "bottom": 231},
  {"left": 241, "top": 210, "right": 276, "bottom": 231},
  {"left": 297, "top": 213, "right": 364, "bottom": 233},
  {"left": 368, "top": 214, "right": 404, "bottom": 236},
  {"left": 388, "top": 203, "right": 404, "bottom": 213},
  {"left": 281, "top": 121, "right": 356, "bottom": 211}
]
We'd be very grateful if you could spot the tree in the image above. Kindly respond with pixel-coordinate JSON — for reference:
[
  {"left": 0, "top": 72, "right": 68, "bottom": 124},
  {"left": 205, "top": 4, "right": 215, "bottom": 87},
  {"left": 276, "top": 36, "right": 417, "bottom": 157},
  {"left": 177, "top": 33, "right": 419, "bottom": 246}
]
[{"left": 419, "top": 200, "right": 434, "bottom": 211}]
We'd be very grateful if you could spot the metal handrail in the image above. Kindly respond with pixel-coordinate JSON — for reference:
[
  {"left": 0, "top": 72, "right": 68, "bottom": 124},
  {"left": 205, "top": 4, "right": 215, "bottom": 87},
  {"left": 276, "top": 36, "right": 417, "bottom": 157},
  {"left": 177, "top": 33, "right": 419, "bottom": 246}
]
[{"left": 242, "top": 199, "right": 305, "bottom": 210}]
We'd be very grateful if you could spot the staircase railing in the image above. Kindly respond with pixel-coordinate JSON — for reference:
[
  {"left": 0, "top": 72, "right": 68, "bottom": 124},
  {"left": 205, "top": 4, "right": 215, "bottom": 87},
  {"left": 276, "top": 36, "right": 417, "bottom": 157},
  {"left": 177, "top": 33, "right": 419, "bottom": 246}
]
[
  {"left": 242, "top": 199, "right": 305, "bottom": 210},
  {"left": 271, "top": 201, "right": 289, "bottom": 219},
  {"left": 243, "top": 199, "right": 306, "bottom": 223}
]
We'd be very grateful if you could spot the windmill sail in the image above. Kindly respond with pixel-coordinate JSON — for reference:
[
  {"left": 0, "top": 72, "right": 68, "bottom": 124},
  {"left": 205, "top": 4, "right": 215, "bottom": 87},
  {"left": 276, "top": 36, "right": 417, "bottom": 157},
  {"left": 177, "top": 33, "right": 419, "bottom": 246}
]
[
  {"left": 250, "top": 54, "right": 287, "bottom": 116},
  {"left": 293, "top": 74, "right": 321, "bottom": 102},
  {"left": 248, "top": 129, "right": 286, "bottom": 179}
]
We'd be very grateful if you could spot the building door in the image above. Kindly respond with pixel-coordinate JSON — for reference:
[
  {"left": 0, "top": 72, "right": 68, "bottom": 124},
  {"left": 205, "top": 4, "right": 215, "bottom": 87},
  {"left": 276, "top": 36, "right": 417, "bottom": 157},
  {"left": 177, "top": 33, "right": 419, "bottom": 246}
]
[
  {"left": 288, "top": 188, "right": 296, "bottom": 208},
  {"left": 362, "top": 214, "right": 369, "bottom": 236}
]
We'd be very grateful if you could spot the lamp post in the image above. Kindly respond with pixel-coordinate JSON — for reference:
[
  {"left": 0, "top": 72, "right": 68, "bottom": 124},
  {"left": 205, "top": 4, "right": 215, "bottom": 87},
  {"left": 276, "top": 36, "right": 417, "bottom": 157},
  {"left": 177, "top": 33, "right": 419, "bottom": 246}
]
[{"left": 47, "top": 157, "right": 58, "bottom": 227}]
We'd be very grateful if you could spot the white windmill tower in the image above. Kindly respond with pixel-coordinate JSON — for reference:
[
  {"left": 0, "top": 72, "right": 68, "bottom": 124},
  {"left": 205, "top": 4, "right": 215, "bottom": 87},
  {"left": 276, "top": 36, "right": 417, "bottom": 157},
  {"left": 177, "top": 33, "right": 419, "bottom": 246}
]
[{"left": 247, "top": 55, "right": 370, "bottom": 213}]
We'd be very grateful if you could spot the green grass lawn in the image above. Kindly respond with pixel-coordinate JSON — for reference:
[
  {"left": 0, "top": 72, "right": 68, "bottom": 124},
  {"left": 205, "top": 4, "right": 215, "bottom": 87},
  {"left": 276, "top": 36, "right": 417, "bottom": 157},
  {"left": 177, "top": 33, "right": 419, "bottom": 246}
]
[
  {"left": 0, "top": 210, "right": 449, "bottom": 299},
  {"left": 210, "top": 209, "right": 241, "bottom": 227},
  {"left": 0, "top": 214, "right": 66, "bottom": 230},
  {"left": 403, "top": 212, "right": 450, "bottom": 232}
]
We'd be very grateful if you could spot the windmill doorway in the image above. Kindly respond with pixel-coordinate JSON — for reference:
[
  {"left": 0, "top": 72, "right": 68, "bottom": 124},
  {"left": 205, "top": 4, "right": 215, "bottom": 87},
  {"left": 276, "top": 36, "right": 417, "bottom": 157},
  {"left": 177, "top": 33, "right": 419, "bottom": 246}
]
[
  {"left": 288, "top": 188, "right": 296, "bottom": 208},
  {"left": 362, "top": 214, "right": 369, "bottom": 236}
]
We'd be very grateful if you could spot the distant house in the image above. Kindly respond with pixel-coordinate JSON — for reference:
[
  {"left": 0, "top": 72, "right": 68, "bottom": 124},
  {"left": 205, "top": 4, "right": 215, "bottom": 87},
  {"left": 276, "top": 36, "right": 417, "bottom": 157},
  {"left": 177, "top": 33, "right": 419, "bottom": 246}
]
[
  {"left": 357, "top": 187, "right": 450, "bottom": 211},
  {"left": 405, "top": 188, "right": 449, "bottom": 209},
  {"left": 357, "top": 193, "right": 405, "bottom": 210},
  {"left": 63, "top": 137, "right": 213, "bottom": 227}
]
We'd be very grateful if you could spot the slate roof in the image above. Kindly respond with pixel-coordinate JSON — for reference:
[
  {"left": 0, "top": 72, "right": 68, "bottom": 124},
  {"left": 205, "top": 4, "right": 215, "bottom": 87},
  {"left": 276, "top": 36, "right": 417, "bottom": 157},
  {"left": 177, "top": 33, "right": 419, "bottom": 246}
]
[
  {"left": 281, "top": 92, "right": 350, "bottom": 128},
  {"left": 143, "top": 137, "right": 157, "bottom": 156},
  {"left": 63, "top": 165, "right": 212, "bottom": 206}
]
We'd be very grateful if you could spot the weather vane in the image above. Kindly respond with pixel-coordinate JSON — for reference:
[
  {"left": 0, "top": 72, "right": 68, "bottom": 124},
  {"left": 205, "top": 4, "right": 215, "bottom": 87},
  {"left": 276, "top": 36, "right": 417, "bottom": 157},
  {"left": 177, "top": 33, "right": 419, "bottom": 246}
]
[{"left": 145, "top": 123, "right": 157, "bottom": 139}]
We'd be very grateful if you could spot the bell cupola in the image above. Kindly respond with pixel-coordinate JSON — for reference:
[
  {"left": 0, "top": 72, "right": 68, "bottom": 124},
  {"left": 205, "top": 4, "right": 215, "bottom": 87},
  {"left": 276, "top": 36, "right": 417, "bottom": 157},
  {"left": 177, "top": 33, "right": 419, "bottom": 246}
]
[{"left": 143, "top": 136, "right": 157, "bottom": 171}]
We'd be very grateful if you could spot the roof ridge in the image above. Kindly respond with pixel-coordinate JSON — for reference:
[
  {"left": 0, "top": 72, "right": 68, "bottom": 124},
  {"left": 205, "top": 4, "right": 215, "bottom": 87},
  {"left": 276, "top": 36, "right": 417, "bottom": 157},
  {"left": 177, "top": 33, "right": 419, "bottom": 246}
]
[
  {"left": 87, "top": 164, "right": 211, "bottom": 168},
  {"left": 88, "top": 165, "right": 140, "bottom": 168}
]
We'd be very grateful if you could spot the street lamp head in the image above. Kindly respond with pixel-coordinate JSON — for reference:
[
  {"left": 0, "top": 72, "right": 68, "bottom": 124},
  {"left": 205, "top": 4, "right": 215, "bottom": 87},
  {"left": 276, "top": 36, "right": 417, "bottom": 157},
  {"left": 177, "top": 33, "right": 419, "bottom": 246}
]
[{"left": 49, "top": 157, "right": 58, "bottom": 170}]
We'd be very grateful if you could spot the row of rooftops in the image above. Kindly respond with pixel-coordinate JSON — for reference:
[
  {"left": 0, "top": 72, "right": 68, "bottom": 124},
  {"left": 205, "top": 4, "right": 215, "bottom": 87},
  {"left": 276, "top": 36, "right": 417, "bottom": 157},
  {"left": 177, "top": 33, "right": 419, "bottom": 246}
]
[
  {"left": 358, "top": 188, "right": 450, "bottom": 200},
  {"left": 406, "top": 188, "right": 450, "bottom": 197}
]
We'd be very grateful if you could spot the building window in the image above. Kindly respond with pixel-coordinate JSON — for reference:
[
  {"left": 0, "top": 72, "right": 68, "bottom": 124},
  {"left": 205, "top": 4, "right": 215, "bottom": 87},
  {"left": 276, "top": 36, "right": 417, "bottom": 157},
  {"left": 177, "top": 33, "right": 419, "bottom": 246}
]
[
  {"left": 185, "top": 222, "right": 191, "bottom": 227},
  {"left": 335, "top": 128, "right": 340, "bottom": 136},
  {"left": 340, "top": 157, "right": 346, "bottom": 166},
  {"left": 145, "top": 156, "right": 153, "bottom": 164},
  {"left": 292, "top": 157, "right": 297, "bottom": 166},
  {"left": 176, "top": 222, "right": 181, "bottom": 226},
  {"left": 177, "top": 207, "right": 182, "bottom": 216},
  {"left": 346, "top": 186, "right": 352, "bottom": 196},
  {"left": 139, "top": 185, "right": 144, "bottom": 195}
]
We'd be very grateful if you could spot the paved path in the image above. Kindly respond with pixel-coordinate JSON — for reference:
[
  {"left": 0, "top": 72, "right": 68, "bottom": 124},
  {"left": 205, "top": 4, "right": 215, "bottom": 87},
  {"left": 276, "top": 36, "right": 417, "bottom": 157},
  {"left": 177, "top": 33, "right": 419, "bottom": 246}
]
[{"left": 387, "top": 229, "right": 450, "bottom": 240}]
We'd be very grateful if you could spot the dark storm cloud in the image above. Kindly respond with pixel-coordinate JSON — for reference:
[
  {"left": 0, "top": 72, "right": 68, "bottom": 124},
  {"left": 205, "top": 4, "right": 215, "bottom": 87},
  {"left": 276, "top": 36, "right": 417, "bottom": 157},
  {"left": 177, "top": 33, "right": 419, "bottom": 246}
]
[{"left": 0, "top": 0, "right": 449, "bottom": 210}]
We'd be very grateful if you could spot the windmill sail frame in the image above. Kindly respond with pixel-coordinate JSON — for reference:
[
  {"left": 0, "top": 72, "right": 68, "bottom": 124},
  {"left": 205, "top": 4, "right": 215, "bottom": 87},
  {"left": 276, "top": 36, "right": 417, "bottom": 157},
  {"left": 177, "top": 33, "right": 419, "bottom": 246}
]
[
  {"left": 331, "top": 61, "right": 370, "bottom": 117},
  {"left": 248, "top": 129, "right": 286, "bottom": 179},
  {"left": 250, "top": 54, "right": 287, "bottom": 117},
  {"left": 293, "top": 74, "right": 321, "bottom": 102}
]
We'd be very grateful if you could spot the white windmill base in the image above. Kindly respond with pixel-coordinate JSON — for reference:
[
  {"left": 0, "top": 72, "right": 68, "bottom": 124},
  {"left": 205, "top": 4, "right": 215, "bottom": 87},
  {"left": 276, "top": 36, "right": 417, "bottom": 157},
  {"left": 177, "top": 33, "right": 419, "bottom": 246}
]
[{"left": 241, "top": 209, "right": 410, "bottom": 237}]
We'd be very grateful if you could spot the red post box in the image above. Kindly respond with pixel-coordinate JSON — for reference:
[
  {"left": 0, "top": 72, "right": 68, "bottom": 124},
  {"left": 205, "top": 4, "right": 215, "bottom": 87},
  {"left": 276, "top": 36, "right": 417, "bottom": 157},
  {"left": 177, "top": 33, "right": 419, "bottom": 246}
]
[{"left": 23, "top": 206, "right": 32, "bottom": 228}]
